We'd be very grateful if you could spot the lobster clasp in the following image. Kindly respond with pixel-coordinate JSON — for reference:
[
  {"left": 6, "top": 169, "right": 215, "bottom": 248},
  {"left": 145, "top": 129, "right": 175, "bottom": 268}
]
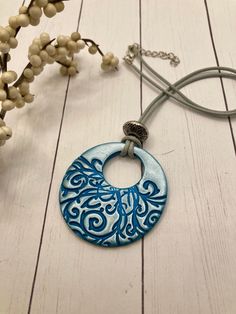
[{"left": 123, "top": 43, "right": 140, "bottom": 64}]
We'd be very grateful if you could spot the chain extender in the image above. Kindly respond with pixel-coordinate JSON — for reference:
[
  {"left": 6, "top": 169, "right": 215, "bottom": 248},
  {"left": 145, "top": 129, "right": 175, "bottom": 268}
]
[{"left": 124, "top": 43, "right": 180, "bottom": 67}]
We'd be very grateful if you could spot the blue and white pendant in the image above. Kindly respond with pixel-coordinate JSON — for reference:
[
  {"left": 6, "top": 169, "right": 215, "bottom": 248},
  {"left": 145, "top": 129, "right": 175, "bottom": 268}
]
[{"left": 59, "top": 142, "right": 167, "bottom": 247}]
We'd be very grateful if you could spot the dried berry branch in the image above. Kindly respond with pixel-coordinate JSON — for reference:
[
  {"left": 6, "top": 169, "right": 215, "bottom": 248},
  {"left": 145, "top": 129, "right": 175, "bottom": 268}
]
[
  {"left": 0, "top": 0, "right": 119, "bottom": 146},
  {"left": 83, "top": 38, "right": 104, "bottom": 57}
]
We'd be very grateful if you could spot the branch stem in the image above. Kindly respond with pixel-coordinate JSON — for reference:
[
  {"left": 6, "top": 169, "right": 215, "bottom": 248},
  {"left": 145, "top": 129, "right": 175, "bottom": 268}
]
[
  {"left": 82, "top": 38, "right": 104, "bottom": 57},
  {"left": 1, "top": 0, "right": 35, "bottom": 120},
  {"left": 0, "top": 54, "right": 9, "bottom": 119}
]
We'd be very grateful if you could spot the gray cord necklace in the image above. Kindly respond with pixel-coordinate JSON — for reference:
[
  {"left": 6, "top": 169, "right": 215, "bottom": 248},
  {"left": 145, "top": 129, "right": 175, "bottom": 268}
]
[{"left": 59, "top": 43, "right": 236, "bottom": 247}]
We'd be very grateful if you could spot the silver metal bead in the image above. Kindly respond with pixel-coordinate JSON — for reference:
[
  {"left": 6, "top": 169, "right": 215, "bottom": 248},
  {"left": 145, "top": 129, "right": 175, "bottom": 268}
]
[{"left": 123, "top": 120, "right": 149, "bottom": 143}]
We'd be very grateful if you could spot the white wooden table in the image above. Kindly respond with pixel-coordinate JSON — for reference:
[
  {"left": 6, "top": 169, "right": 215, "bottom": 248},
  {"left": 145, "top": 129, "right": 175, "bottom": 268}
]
[{"left": 1, "top": 1, "right": 236, "bottom": 313}]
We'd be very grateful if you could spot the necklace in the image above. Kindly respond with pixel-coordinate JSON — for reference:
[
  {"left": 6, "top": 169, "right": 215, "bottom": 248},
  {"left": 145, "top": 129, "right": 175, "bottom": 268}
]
[{"left": 59, "top": 43, "right": 236, "bottom": 247}]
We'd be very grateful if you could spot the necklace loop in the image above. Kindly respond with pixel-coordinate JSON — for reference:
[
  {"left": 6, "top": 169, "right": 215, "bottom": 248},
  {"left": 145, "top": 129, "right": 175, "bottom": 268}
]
[{"left": 121, "top": 43, "right": 236, "bottom": 158}]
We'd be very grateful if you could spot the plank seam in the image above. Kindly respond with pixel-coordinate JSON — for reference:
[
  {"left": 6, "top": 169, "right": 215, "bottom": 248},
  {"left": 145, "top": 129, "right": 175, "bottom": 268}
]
[
  {"left": 27, "top": 1, "right": 84, "bottom": 312},
  {"left": 139, "top": 1, "right": 145, "bottom": 314},
  {"left": 204, "top": 0, "right": 236, "bottom": 155}
]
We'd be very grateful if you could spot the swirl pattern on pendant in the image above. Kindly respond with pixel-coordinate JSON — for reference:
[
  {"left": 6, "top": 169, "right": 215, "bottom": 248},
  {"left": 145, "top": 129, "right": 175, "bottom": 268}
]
[{"left": 59, "top": 142, "right": 167, "bottom": 247}]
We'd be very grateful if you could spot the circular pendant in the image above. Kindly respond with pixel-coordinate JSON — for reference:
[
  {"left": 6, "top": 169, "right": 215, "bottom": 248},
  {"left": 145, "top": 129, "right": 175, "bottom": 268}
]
[{"left": 59, "top": 142, "right": 167, "bottom": 247}]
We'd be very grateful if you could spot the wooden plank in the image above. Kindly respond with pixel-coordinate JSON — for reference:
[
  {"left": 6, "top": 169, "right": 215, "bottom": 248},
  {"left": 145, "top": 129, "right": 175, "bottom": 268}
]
[
  {"left": 0, "top": 1, "right": 82, "bottom": 313},
  {"left": 206, "top": 0, "right": 236, "bottom": 142},
  {"left": 141, "top": 1, "right": 236, "bottom": 313},
  {"left": 30, "top": 1, "right": 142, "bottom": 313}
]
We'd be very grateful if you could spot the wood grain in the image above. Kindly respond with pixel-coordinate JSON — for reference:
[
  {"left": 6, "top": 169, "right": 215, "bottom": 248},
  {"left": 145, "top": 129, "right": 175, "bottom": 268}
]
[
  {"left": 0, "top": 1, "right": 83, "bottom": 313},
  {"left": 29, "top": 1, "right": 142, "bottom": 314},
  {"left": 0, "top": 1, "right": 236, "bottom": 314},
  {"left": 206, "top": 0, "right": 236, "bottom": 140},
  {"left": 142, "top": 1, "right": 236, "bottom": 314}
]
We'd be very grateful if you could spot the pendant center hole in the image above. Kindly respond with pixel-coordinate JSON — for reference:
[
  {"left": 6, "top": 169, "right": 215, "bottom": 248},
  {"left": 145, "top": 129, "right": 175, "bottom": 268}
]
[{"left": 103, "top": 156, "right": 142, "bottom": 188}]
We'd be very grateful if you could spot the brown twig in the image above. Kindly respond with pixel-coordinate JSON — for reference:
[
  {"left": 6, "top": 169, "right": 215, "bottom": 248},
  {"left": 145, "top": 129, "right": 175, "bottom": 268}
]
[
  {"left": 13, "top": 39, "right": 56, "bottom": 88},
  {"left": 0, "top": 56, "right": 3, "bottom": 72},
  {"left": 57, "top": 60, "right": 79, "bottom": 74},
  {"left": 0, "top": 109, "right": 5, "bottom": 120},
  {"left": 82, "top": 38, "right": 104, "bottom": 57},
  {"left": 0, "top": 54, "right": 9, "bottom": 119},
  {"left": 1, "top": 1, "right": 72, "bottom": 121},
  {"left": 14, "top": 58, "right": 77, "bottom": 89},
  {"left": 1, "top": 40, "right": 55, "bottom": 118},
  {"left": 10, "top": 36, "right": 116, "bottom": 93},
  {"left": 82, "top": 38, "right": 118, "bottom": 71},
  {"left": 1, "top": 0, "right": 36, "bottom": 120},
  {"left": 13, "top": 63, "right": 32, "bottom": 88},
  {"left": 15, "top": 0, "right": 35, "bottom": 37}
]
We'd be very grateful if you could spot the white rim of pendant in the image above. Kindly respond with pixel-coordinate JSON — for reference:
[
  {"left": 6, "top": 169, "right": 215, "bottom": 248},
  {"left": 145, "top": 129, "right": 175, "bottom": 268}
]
[{"left": 59, "top": 142, "right": 168, "bottom": 247}]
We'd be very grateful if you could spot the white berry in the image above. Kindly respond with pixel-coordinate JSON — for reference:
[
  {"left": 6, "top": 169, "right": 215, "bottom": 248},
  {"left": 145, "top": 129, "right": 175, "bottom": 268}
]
[
  {"left": 68, "top": 66, "right": 77, "bottom": 76},
  {"left": 17, "top": 14, "right": 30, "bottom": 27},
  {"left": 33, "top": 38, "right": 41, "bottom": 46},
  {"left": 0, "top": 42, "right": 10, "bottom": 54},
  {"left": 106, "top": 52, "right": 114, "bottom": 59},
  {"left": 15, "top": 99, "right": 25, "bottom": 108},
  {"left": 110, "top": 56, "right": 119, "bottom": 67},
  {"left": 32, "top": 66, "right": 43, "bottom": 76},
  {"left": 47, "top": 56, "right": 55, "bottom": 64},
  {"left": 8, "top": 37, "right": 18, "bottom": 49},
  {"left": 46, "top": 44, "right": 56, "bottom": 56},
  {"left": 19, "top": 82, "right": 29, "bottom": 95},
  {"left": 43, "top": 4, "right": 57, "bottom": 18},
  {"left": 71, "top": 32, "right": 81, "bottom": 41},
  {"left": 19, "top": 6, "right": 28, "bottom": 14},
  {"left": 57, "top": 47, "right": 67, "bottom": 56},
  {"left": 101, "top": 63, "right": 111, "bottom": 71},
  {"left": 54, "top": 2, "right": 65, "bottom": 13},
  {"left": 60, "top": 66, "right": 68, "bottom": 76},
  {"left": 1, "top": 71, "right": 17, "bottom": 84},
  {"left": 5, "top": 26, "right": 16, "bottom": 37},
  {"left": 39, "top": 50, "right": 49, "bottom": 61},
  {"left": 57, "top": 35, "right": 67, "bottom": 47},
  {"left": 0, "top": 118, "right": 5, "bottom": 127},
  {"left": 30, "top": 55, "right": 42, "bottom": 67},
  {"left": 29, "top": 6, "right": 42, "bottom": 19},
  {"left": 2, "top": 99, "right": 15, "bottom": 111},
  {"left": 88, "top": 45, "right": 98, "bottom": 55},
  {"left": 24, "top": 68, "right": 34, "bottom": 79},
  {"left": 8, "top": 16, "right": 19, "bottom": 29},
  {"left": 67, "top": 40, "right": 77, "bottom": 52},
  {"left": 0, "top": 126, "right": 12, "bottom": 139},
  {"left": 24, "top": 94, "right": 34, "bottom": 103},
  {"left": 35, "top": 0, "right": 48, "bottom": 7},
  {"left": 102, "top": 54, "right": 112, "bottom": 65},
  {"left": 8, "top": 87, "right": 19, "bottom": 99},
  {"left": 40, "top": 32, "right": 50, "bottom": 46},
  {"left": 0, "top": 27, "right": 10, "bottom": 42},
  {"left": 29, "top": 44, "right": 40, "bottom": 55},
  {"left": 77, "top": 40, "right": 85, "bottom": 49},
  {"left": 30, "top": 17, "right": 40, "bottom": 26},
  {"left": 0, "top": 90, "right": 7, "bottom": 101}
]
